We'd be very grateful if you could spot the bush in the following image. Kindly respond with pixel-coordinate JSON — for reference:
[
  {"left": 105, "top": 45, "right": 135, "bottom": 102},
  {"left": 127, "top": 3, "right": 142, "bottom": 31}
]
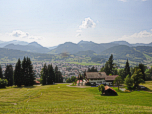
[
  {"left": 98, "top": 84, "right": 105, "bottom": 94},
  {"left": 0, "top": 78, "right": 8, "bottom": 88},
  {"left": 124, "top": 75, "right": 134, "bottom": 89}
]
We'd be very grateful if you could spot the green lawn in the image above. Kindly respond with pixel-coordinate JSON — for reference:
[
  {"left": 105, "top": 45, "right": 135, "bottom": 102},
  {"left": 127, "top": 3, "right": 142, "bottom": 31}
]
[{"left": 0, "top": 83, "right": 152, "bottom": 113}]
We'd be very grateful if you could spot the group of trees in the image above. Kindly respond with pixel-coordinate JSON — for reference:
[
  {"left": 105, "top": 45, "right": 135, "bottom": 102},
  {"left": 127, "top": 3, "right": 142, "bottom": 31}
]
[
  {"left": 100, "top": 54, "right": 118, "bottom": 75},
  {"left": 100, "top": 54, "right": 151, "bottom": 89},
  {"left": 14, "top": 57, "right": 35, "bottom": 86},
  {"left": 87, "top": 66, "right": 98, "bottom": 72},
  {"left": 40, "top": 64, "right": 63, "bottom": 85},
  {"left": 0, "top": 57, "right": 36, "bottom": 88}
]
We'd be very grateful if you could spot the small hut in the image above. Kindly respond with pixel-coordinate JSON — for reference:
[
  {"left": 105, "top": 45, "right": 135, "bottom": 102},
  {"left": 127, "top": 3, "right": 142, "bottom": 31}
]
[{"left": 103, "top": 86, "right": 117, "bottom": 96}]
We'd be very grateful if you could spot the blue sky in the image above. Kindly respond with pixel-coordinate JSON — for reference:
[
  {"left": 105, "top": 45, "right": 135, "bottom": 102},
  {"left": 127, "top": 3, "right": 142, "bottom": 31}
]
[{"left": 0, "top": 0, "right": 152, "bottom": 47}]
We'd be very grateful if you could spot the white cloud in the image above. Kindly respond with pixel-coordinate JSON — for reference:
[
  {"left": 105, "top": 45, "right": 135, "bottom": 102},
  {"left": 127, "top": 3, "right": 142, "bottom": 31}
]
[
  {"left": 79, "top": 17, "right": 96, "bottom": 29},
  {"left": 9, "top": 30, "right": 43, "bottom": 40},
  {"left": 142, "top": 0, "right": 147, "bottom": 1},
  {"left": 10, "top": 30, "right": 29, "bottom": 38},
  {"left": 118, "top": 30, "right": 152, "bottom": 43},
  {"left": 76, "top": 17, "right": 96, "bottom": 37},
  {"left": 151, "top": 29, "right": 152, "bottom": 32}
]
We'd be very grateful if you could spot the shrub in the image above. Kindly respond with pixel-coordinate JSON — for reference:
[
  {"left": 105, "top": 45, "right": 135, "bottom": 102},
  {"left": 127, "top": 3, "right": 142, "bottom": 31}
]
[
  {"left": 124, "top": 75, "right": 134, "bottom": 89},
  {"left": 0, "top": 78, "right": 8, "bottom": 88},
  {"left": 98, "top": 84, "right": 105, "bottom": 94}
]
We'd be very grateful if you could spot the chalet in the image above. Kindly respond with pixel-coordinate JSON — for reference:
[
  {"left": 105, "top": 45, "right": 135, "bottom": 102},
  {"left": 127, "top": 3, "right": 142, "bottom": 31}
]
[{"left": 86, "top": 72, "right": 118, "bottom": 86}]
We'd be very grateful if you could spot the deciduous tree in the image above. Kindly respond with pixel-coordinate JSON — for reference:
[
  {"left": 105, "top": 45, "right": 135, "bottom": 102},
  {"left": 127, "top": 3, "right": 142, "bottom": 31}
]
[
  {"left": 131, "top": 68, "right": 144, "bottom": 89},
  {"left": 114, "top": 76, "right": 122, "bottom": 90}
]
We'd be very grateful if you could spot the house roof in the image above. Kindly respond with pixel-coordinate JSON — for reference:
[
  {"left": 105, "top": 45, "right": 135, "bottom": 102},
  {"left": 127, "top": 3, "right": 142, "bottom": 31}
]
[
  {"left": 86, "top": 72, "right": 107, "bottom": 79},
  {"left": 86, "top": 72, "right": 118, "bottom": 81},
  {"left": 105, "top": 75, "right": 118, "bottom": 81}
]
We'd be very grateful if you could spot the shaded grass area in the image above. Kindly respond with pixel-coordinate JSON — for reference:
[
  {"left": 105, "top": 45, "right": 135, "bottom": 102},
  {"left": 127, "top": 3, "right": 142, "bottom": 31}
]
[{"left": 0, "top": 83, "right": 152, "bottom": 113}]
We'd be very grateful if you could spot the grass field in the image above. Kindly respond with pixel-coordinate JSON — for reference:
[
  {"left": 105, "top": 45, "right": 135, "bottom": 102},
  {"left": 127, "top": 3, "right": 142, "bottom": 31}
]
[{"left": 0, "top": 83, "right": 152, "bottom": 114}]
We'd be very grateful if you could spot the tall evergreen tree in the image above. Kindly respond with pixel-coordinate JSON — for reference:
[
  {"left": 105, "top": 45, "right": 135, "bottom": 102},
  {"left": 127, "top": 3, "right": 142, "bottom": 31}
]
[
  {"left": 22, "top": 57, "right": 35, "bottom": 86},
  {"left": 14, "top": 59, "right": 22, "bottom": 86},
  {"left": 40, "top": 63, "right": 48, "bottom": 85},
  {"left": 27, "top": 57, "right": 35, "bottom": 86},
  {"left": 124, "top": 59, "right": 131, "bottom": 78},
  {"left": 5, "top": 65, "right": 13, "bottom": 86},
  {"left": 104, "top": 54, "right": 114, "bottom": 75},
  {"left": 104, "top": 61, "right": 110, "bottom": 75},
  {"left": 55, "top": 65, "right": 59, "bottom": 83},
  {"left": 138, "top": 63, "right": 146, "bottom": 81},
  {"left": 109, "top": 54, "right": 114, "bottom": 74},
  {"left": 48, "top": 64, "right": 55, "bottom": 84},
  {"left": 22, "top": 57, "right": 28, "bottom": 85},
  {"left": 0, "top": 65, "right": 3, "bottom": 79}
]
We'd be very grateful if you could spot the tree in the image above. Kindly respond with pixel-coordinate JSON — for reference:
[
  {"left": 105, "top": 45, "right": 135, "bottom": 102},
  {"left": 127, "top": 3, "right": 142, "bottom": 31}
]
[
  {"left": 124, "top": 75, "right": 134, "bottom": 89},
  {"left": 114, "top": 76, "right": 122, "bottom": 90},
  {"left": 14, "top": 59, "right": 23, "bottom": 87},
  {"left": 27, "top": 57, "right": 35, "bottom": 86},
  {"left": 40, "top": 64, "right": 48, "bottom": 85},
  {"left": 145, "top": 67, "right": 152, "bottom": 81},
  {"left": 88, "top": 66, "right": 97, "bottom": 72},
  {"left": 48, "top": 64, "right": 55, "bottom": 84},
  {"left": 98, "top": 84, "right": 105, "bottom": 94},
  {"left": 0, "top": 65, "right": 3, "bottom": 79},
  {"left": 100, "top": 66, "right": 104, "bottom": 72},
  {"left": 104, "top": 61, "right": 110, "bottom": 75},
  {"left": 131, "top": 68, "right": 144, "bottom": 89},
  {"left": 22, "top": 57, "right": 35, "bottom": 86},
  {"left": 66, "top": 78, "right": 71, "bottom": 83},
  {"left": 22, "top": 57, "right": 28, "bottom": 86},
  {"left": 108, "top": 54, "right": 114, "bottom": 74},
  {"left": 71, "top": 76, "right": 77, "bottom": 82},
  {"left": 118, "top": 69, "right": 125, "bottom": 80},
  {"left": 138, "top": 63, "right": 146, "bottom": 81},
  {"left": 5, "top": 65, "right": 13, "bottom": 86},
  {"left": 55, "top": 65, "right": 59, "bottom": 83},
  {"left": 104, "top": 54, "right": 114, "bottom": 75},
  {"left": 124, "top": 59, "right": 131, "bottom": 78},
  {"left": 0, "top": 78, "right": 8, "bottom": 88}
]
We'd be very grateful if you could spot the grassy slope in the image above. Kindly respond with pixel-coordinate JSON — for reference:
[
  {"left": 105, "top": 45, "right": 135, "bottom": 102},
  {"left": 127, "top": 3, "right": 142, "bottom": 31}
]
[{"left": 0, "top": 84, "right": 152, "bottom": 113}]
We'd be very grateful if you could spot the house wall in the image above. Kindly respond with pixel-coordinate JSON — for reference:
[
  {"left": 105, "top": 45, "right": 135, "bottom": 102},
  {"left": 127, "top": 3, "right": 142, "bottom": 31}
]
[{"left": 89, "top": 79, "right": 112, "bottom": 85}]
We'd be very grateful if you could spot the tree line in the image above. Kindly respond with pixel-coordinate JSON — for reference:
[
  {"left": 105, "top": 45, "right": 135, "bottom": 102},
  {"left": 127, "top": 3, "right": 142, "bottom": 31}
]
[
  {"left": 0, "top": 57, "right": 35, "bottom": 88},
  {"left": 0, "top": 57, "right": 64, "bottom": 88},
  {"left": 40, "top": 64, "right": 63, "bottom": 85},
  {"left": 99, "top": 54, "right": 152, "bottom": 89}
]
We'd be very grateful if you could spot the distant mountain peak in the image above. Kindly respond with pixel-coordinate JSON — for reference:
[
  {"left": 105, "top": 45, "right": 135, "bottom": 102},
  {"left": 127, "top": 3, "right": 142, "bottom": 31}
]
[
  {"left": 28, "top": 42, "right": 42, "bottom": 48},
  {"left": 78, "top": 40, "right": 94, "bottom": 45}
]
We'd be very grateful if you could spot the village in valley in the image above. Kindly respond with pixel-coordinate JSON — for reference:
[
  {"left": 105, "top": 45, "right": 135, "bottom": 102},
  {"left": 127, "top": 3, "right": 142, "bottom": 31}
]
[{"left": 1, "top": 0, "right": 152, "bottom": 113}]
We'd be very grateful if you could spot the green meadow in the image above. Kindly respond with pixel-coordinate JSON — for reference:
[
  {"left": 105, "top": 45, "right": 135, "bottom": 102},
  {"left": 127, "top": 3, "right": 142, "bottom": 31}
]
[{"left": 0, "top": 82, "right": 152, "bottom": 114}]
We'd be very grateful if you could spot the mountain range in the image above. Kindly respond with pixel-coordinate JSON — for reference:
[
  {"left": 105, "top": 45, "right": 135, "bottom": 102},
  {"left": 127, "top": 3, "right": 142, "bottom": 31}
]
[
  {"left": 1, "top": 40, "right": 152, "bottom": 54},
  {"left": 1, "top": 40, "right": 152, "bottom": 64}
]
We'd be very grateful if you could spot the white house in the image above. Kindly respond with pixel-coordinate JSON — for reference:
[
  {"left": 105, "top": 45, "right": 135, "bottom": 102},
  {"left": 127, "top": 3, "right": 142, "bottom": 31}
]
[{"left": 86, "top": 72, "right": 118, "bottom": 86}]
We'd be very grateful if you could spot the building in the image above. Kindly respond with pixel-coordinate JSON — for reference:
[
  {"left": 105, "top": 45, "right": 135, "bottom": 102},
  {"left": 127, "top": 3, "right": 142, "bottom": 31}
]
[{"left": 86, "top": 72, "right": 118, "bottom": 86}]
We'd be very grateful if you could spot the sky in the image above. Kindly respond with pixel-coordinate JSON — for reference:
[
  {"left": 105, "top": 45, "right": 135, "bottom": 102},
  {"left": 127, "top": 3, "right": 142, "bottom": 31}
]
[{"left": 0, "top": 0, "right": 152, "bottom": 47}]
